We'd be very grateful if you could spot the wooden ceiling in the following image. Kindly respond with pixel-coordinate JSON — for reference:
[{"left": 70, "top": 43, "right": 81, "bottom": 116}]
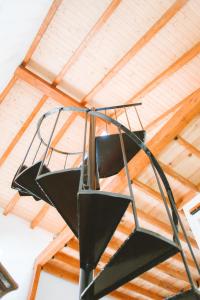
[{"left": 0, "top": 0, "right": 200, "bottom": 299}]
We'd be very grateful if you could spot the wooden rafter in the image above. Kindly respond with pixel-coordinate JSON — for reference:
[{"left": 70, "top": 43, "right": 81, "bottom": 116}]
[
  {"left": 27, "top": 264, "right": 42, "bottom": 300},
  {"left": 81, "top": 0, "right": 187, "bottom": 103},
  {"left": 15, "top": 66, "right": 84, "bottom": 108},
  {"left": 31, "top": 203, "right": 50, "bottom": 229},
  {"left": 3, "top": 194, "right": 20, "bottom": 216},
  {"left": 0, "top": 75, "right": 18, "bottom": 104},
  {"left": 23, "top": 0, "right": 63, "bottom": 66},
  {"left": 53, "top": 0, "right": 121, "bottom": 85},
  {"left": 158, "top": 161, "right": 199, "bottom": 192},
  {"left": 177, "top": 136, "right": 200, "bottom": 159},
  {"left": 177, "top": 191, "right": 197, "bottom": 210}
]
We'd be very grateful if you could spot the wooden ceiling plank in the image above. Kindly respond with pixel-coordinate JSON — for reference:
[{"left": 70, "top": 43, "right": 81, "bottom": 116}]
[
  {"left": 145, "top": 92, "right": 196, "bottom": 132},
  {"left": 82, "top": 0, "right": 188, "bottom": 103},
  {"left": 53, "top": 0, "right": 121, "bottom": 85},
  {"left": 27, "top": 264, "right": 42, "bottom": 300},
  {"left": 107, "top": 88, "right": 200, "bottom": 194},
  {"left": 30, "top": 203, "right": 50, "bottom": 229},
  {"left": 23, "top": 0, "right": 63, "bottom": 66},
  {"left": 127, "top": 41, "right": 200, "bottom": 104},
  {"left": 0, "top": 95, "right": 47, "bottom": 167},
  {"left": 0, "top": 75, "right": 18, "bottom": 104},
  {"left": 177, "top": 136, "right": 200, "bottom": 159},
  {"left": 158, "top": 161, "right": 199, "bottom": 192},
  {"left": 3, "top": 194, "right": 20, "bottom": 216}
]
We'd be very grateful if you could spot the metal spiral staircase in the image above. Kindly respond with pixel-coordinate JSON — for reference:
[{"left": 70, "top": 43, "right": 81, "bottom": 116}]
[{"left": 11, "top": 105, "right": 200, "bottom": 299}]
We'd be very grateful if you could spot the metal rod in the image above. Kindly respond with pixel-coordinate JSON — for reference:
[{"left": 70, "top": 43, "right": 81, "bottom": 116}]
[
  {"left": 20, "top": 116, "right": 44, "bottom": 172},
  {"left": 79, "top": 112, "right": 88, "bottom": 192},
  {"left": 32, "top": 140, "right": 42, "bottom": 165},
  {"left": 96, "top": 102, "right": 142, "bottom": 112},
  {"left": 118, "top": 128, "right": 139, "bottom": 228},
  {"left": 38, "top": 109, "right": 62, "bottom": 176},
  {"left": 124, "top": 107, "right": 131, "bottom": 131},
  {"left": 64, "top": 153, "right": 68, "bottom": 169},
  {"left": 88, "top": 108, "right": 98, "bottom": 190},
  {"left": 47, "top": 149, "right": 53, "bottom": 167},
  {"left": 134, "top": 106, "right": 144, "bottom": 130},
  {"left": 105, "top": 109, "right": 108, "bottom": 134}
]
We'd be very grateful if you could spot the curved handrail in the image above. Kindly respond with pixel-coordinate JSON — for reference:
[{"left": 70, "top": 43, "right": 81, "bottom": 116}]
[{"left": 37, "top": 106, "right": 89, "bottom": 155}]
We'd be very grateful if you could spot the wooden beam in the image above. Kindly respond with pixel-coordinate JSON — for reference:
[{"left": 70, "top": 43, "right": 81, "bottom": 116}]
[
  {"left": 31, "top": 203, "right": 50, "bottom": 229},
  {"left": 3, "top": 194, "right": 20, "bottom": 216},
  {"left": 23, "top": 0, "right": 63, "bottom": 66},
  {"left": 0, "top": 95, "right": 47, "bottom": 167},
  {"left": 27, "top": 265, "right": 42, "bottom": 300},
  {"left": 158, "top": 161, "right": 199, "bottom": 192},
  {"left": 127, "top": 41, "right": 200, "bottom": 104},
  {"left": 108, "top": 88, "right": 200, "bottom": 193},
  {"left": 35, "top": 226, "right": 74, "bottom": 266},
  {"left": 82, "top": 0, "right": 187, "bottom": 103},
  {"left": 177, "top": 191, "right": 197, "bottom": 210},
  {"left": 53, "top": 0, "right": 121, "bottom": 85},
  {"left": 177, "top": 136, "right": 200, "bottom": 159},
  {"left": 15, "top": 66, "right": 84, "bottom": 108},
  {"left": 0, "top": 75, "right": 18, "bottom": 104}
]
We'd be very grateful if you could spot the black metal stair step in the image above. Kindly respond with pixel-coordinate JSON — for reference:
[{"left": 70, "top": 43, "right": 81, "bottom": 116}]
[
  {"left": 78, "top": 191, "right": 131, "bottom": 271},
  {"left": 96, "top": 130, "right": 145, "bottom": 178},
  {"left": 14, "top": 161, "right": 51, "bottom": 203},
  {"left": 166, "top": 289, "right": 200, "bottom": 299},
  {"left": 12, "top": 164, "right": 41, "bottom": 200},
  {"left": 36, "top": 168, "right": 81, "bottom": 237},
  {"left": 82, "top": 227, "right": 180, "bottom": 299}
]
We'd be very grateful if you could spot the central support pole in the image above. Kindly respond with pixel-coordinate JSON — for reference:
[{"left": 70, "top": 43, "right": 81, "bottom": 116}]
[{"left": 79, "top": 108, "right": 97, "bottom": 299}]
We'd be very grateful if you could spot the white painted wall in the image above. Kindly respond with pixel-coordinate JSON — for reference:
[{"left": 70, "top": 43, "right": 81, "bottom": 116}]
[
  {"left": 0, "top": 207, "right": 53, "bottom": 300},
  {"left": 0, "top": 0, "right": 52, "bottom": 92},
  {"left": 183, "top": 193, "right": 200, "bottom": 249}
]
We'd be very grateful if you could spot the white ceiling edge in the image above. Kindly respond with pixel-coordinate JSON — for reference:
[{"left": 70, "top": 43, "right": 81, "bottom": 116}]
[{"left": 0, "top": 0, "right": 53, "bottom": 93}]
